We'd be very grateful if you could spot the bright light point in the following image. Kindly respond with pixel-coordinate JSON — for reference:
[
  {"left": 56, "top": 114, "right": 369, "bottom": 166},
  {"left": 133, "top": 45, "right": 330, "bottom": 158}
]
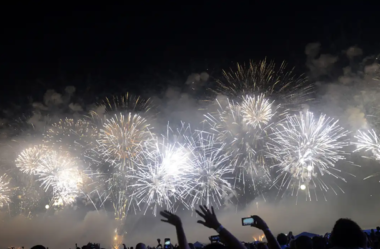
[
  {"left": 45, "top": 205, "right": 50, "bottom": 209},
  {"left": 300, "top": 184, "right": 306, "bottom": 190},
  {"left": 114, "top": 237, "right": 117, "bottom": 240},
  {"left": 307, "top": 165, "right": 313, "bottom": 171}
]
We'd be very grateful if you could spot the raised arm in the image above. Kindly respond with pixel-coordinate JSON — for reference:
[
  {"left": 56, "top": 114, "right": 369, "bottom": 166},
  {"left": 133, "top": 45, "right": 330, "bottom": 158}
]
[
  {"left": 160, "top": 210, "right": 191, "bottom": 249},
  {"left": 251, "top": 215, "right": 281, "bottom": 249},
  {"left": 195, "top": 205, "right": 245, "bottom": 249}
]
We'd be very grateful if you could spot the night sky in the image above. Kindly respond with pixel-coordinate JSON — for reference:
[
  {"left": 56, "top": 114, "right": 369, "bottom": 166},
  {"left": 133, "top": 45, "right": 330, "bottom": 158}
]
[
  {"left": 1, "top": 2, "right": 379, "bottom": 101},
  {"left": 1, "top": 2, "right": 380, "bottom": 247}
]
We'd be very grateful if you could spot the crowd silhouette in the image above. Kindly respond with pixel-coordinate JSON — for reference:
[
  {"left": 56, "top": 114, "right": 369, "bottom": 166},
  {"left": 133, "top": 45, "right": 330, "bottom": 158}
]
[{"left": 22, "top": 205, "right": 378, "bottom": 249}]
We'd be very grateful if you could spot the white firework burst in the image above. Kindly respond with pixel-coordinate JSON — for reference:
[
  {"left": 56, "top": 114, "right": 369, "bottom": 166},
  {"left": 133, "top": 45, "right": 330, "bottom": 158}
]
[
  {"left": 181, "top": 131, "right": 235, "bottom": 209},
  {"left": 15, "top": 145, "right": 49, "bottom": 175},
  {"left": 128, "top": 140, "right": 191, "bottom": 215},
  {"left": 240, "top": 94, "right": 278, "bottom": 129},
  {"left": 0, "top": 174, "right": 11, "bottom": 207},
  {"left": 354, "top": 130, "right": 380, "bottom": 160},
  {"left": 97, "top": 113, "right": 155, "bottom": 171},
  {"left": 266, "top": 111, "right": 350, "bottom": 198},
  {"left": 36, "top": 150, "right": 83, "bottom": 205},
  {"left": 205, "top": 96, "right": 277, "bottom": 188}
]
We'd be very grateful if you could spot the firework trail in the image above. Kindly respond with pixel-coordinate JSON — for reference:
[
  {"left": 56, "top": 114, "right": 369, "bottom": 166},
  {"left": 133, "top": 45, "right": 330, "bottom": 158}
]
[
  {"left": 213, "top": 59, "right": 313, "bottom": 111},
  {"left": 0, "top": 174, "right": 11, "bottom": 207},
  {"left": 97, "top": 113, "right": 155, "bottom": 171},
  {"left": 266, "top": 111, "right": 350, "bottom": 200},
  {"left": 354, "top": 130, "right": 380, "bottom": 160},
  {"left": 205, "top": 95, "right": 276, "bottom": 189}
]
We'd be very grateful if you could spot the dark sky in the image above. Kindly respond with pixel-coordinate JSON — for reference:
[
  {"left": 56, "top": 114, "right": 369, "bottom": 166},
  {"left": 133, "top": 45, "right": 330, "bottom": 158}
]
[{"left": 1, "top": 2, "right": 379, "bottom": 98}]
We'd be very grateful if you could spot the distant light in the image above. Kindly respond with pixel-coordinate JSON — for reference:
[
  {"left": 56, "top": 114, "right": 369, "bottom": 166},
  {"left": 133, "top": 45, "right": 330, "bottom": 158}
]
[
  {"left": 45, "top": 205, "right": 50, "bottom": 209},
  {"left": 114, "top": 236, "right": 117, "bottom": 241},
  {"left": 307, "top": 166, "right": 313, "bottom": 171},
  {"left": 300, "top": 184, "right": 306, "bottom": 190}
]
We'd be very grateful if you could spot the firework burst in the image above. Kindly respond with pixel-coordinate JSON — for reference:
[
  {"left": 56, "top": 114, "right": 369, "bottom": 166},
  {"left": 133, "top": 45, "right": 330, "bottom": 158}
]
[
  {"left": 0, "top": 174, "right": 11, "bottom": 207},
  {"left": 181, "top": 130, "right": 236, "bottom": 209},
  {"left": 205, "top": 96, "right": 276, "bottom": 189},
  {"left": 37, "top": 150, "right": 84, "bottom": 205},
  {"left": 15, "top": 145, "right": 50, "bottom": 175},
  {"left": 43, "top": 118, "right": 99, "bottom": 154},
  {"left": 97, "top": 113, "right": 155, "bottom": 171},
  {"left": 213, "top": 59, "right": 313, "bottom": 111},
  {"left": 266, "top": 111, "right": 350, "bottom": 199},
  {"left": 127, "top": 134, "right": 192, "bottom": 215},
  {"left": 353, "top": 130, "right": 380, "bottom": 160}
]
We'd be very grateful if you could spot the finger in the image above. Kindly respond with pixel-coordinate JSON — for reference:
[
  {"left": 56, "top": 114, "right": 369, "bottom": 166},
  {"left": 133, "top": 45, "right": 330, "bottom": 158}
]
[
  {"left": 161, "top": 219, "right": 169, "bottom": 223},
  {"left": 164, "top": 210, "right": 172, "bottom": 215},
  {"left": 199, "top": 205, "right": 207, "bottom": 214},
  {"left": 160, "top": 212, "right": 170, "bottom": 218},
  {"left": 195, "top": 210, "right": 206, "bottom": 218},
  {"left": 203, "top": 205, "right": 211, "bottom": 214},
  {"left": 211, "top": 206, "right": 215, "bottom": 216},
  {"left": 197, "top": 220, "right": 206, "bottom": 225}
]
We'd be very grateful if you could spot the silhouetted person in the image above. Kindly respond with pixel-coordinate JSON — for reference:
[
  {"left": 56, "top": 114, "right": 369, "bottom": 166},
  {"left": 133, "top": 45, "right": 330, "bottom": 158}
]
[
  {"left": 329, "top": 218, "right": 366, "bottom": 249},
  {"left": 296, "top": 236, "right": 313, "bottom": 249},
  {"left": 137, "top": 243, "right": 147, "bottom": 249},
  {"left": 31, "top": 246, "right": 46, "bottom": 249},
  {"left": 277, "top": 233, "right": 288, "bottom": 249}
]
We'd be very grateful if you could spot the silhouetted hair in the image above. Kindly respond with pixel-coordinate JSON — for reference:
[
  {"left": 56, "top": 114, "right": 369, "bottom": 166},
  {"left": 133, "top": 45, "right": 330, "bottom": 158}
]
[
  {"left": 312, "top": 236, "right": 326, "bottom": 249},
  {"left": 277, "top": 233, "right": 288, "bottom": 246},
  {"left": 295, "top": 236, "right": 313, "bottom": 249},
  {"left": 31, "top": 246, "right": 46, "bottom": 249},
  {"left": 189, "top": 243, "right": 195, "bottom": 249},
  {"left": 136, "top": 243, "right": 147, "bottom": 249},
  {"left": 203, "top": 243, "right": 227, "bottom": 249},
  {"left": 330, "top": 218, "right": 366, "bottom": 248}
]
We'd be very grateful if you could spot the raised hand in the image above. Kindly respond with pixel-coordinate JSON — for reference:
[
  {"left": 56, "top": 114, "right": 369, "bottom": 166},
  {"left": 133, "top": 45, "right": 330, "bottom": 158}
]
[
  {"left": 160, "top": 210, "right": 182, "bottom": 227},
  {"left": 251, "top": 215, "right": 269, "bottom": 231},
  {"left": 195, "top": 205, "right": 220, "bottom": 230}
]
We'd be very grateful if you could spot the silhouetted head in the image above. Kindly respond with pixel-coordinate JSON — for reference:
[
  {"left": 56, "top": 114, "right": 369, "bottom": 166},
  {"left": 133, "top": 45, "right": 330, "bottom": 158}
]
[
  {"left": 136, "top": 243, "right": 147, "bottom": 249},
  {"left": 31, "top": 246, "right": 46, "bottom": 249},
  {"left": 277, "top": 233, "right": 288, "bottom": 246},
  {"left": 188, "top": 243, "right": 195, "bottom": 249},
  {"left": 295, "top": 236, "right": 313, "bottom": 249},
  {"left": 312, "top": 236, "right": 326, "bottom": 249},
  {"left": 257, "top": 242, "right": 268, "bottom": 249},
  {"left": 289, "top": 239, "right": 296, "bottom": 249},
  {"left": 330, "top": 218, "right": 366, "bottom": 248}
]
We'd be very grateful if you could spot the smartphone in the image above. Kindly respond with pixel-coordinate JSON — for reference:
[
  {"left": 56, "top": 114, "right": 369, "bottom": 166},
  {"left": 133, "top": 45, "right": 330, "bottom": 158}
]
[
  {"left": 164, "top": 238, "right": 171, "bottom": 249},
  {"left": 209, "top": 235, "right": 220, "bottom": 242},
  {"left": 242, "top": 217, "right": 254, "bottom": 226}
]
